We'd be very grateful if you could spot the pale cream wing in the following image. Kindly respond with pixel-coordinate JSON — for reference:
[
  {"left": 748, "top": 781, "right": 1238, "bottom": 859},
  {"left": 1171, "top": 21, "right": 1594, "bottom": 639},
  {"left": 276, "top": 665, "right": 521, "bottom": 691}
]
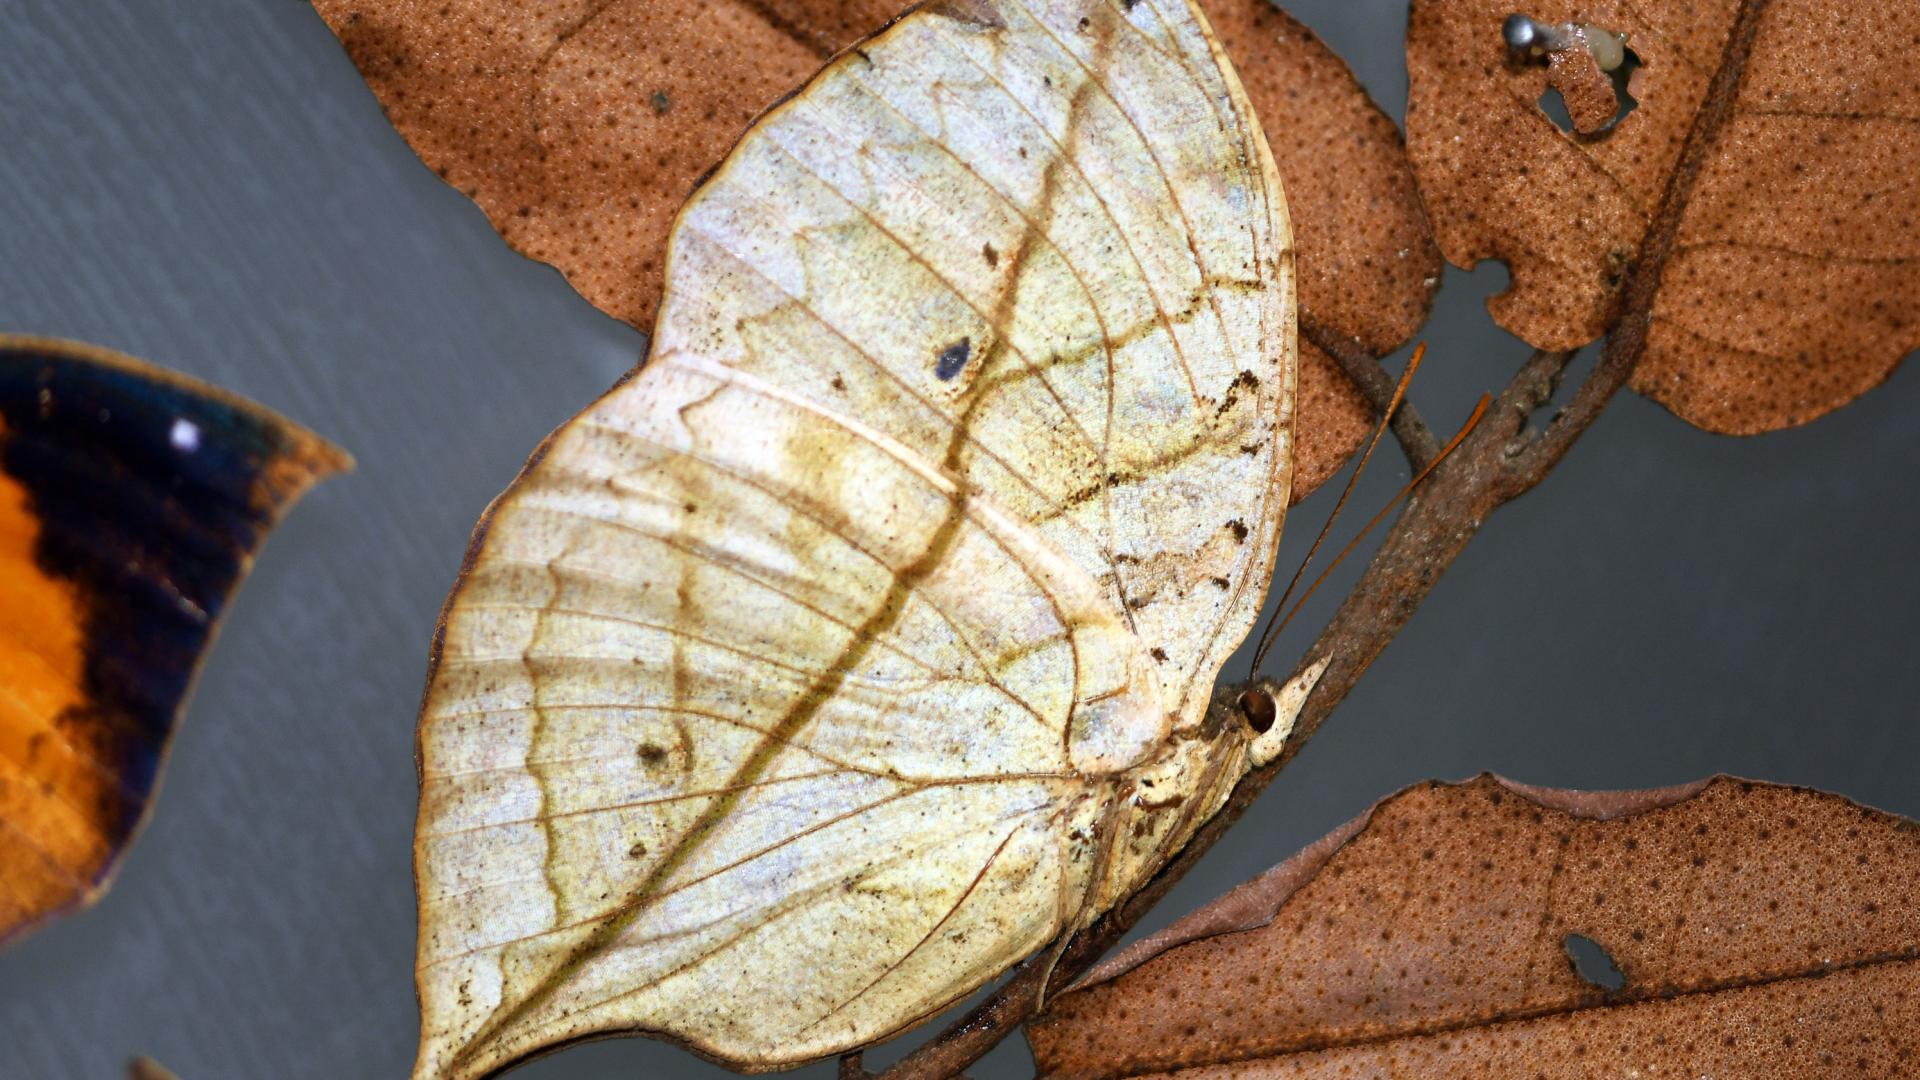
[
  {"left": 656, "top": 0, "right": 1295, "bottom": 730},
  {"left": 415, "top": 354, "right": 1165, "bottom": 1075},
  {"left": 415, "top": 0, "right": 1291, "bottom": 1073}
]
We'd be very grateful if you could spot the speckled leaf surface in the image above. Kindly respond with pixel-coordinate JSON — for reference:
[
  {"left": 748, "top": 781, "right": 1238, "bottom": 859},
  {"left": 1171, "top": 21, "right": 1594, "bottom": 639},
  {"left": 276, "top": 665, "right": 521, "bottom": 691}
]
[
  {"left": 310, "top": 0, "right": 902, "bottom": 327},
  {"left": 309, "top": 0, "right": 1437, "bottom": 499},
  {"left": 1406, "top": 0, "right": 1919, "bottom": 433},
  {"left": 1206, "top": 0, "right": 1442, "bottom": 498},
  {"left": 1030, "top": 775, "right": 1920, "bottom": 1077}
]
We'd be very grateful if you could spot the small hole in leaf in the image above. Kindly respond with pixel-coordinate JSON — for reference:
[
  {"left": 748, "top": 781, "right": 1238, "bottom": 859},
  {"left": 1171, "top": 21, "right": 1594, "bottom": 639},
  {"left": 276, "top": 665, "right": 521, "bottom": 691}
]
[
  {"left": 1608, "top": 48, "right": 1643, "bottom": 126},
  {"left": 1538, "top": 87, "right": 1575, "bottom": 132},
  {"left": 1538, "top": 45, "right": 1642, "bottom": 135},
  {"left": 1563, "top": 932, "right": 1626, "bottom": 991}
]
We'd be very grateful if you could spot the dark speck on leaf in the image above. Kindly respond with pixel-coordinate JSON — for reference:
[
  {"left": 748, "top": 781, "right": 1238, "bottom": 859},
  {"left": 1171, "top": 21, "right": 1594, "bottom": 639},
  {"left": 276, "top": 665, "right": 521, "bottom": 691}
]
[{"left": 936, "top": 337, "right": 972, "bottom": 381}]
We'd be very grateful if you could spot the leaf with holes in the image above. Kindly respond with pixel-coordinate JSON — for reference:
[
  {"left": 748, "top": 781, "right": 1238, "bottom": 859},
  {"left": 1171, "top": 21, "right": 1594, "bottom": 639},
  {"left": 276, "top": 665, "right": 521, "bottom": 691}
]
[
  {"left": 310, "top": 0, "right": 1439, "bottom": 500},
  {"left": 1406, "top": 0, "right": 1919, "bottom": 433},
  {"left": 1029, "top": 775, "right": 1920, "bottom": 1076}
]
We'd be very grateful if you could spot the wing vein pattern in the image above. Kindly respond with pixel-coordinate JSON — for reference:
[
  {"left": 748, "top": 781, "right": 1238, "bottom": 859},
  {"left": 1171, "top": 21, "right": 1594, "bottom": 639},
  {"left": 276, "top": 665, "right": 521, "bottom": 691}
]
[{"left": 412, "top": 0, "right": 1292, "bottom": 1074}]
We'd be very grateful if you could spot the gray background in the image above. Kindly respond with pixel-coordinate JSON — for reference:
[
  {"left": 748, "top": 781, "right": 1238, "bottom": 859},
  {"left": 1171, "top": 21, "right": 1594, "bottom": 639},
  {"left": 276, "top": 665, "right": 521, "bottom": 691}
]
[{"left": 1, "top": 1, "right": 1913, "bottom": 1077}]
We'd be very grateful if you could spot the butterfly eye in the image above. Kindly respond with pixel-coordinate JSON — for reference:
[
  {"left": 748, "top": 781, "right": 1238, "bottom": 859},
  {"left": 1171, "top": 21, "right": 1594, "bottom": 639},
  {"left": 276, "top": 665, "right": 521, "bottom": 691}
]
[{"left": 1237, "top": 687, "right": 1277, "bottom": 735}]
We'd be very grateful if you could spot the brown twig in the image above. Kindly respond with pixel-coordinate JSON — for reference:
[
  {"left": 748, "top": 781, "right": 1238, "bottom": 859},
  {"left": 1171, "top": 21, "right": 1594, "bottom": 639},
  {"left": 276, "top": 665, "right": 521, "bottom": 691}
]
[
  {"left": 1300, "top": 312, "right": 1442, "bottom": 471},
  {"left": 873, "top": 2, "right": 1772, "bottom": 1075}
]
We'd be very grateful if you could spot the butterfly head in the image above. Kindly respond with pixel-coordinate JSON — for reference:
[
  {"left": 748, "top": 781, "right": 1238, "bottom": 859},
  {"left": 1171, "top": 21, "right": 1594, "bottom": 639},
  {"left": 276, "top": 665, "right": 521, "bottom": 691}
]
[{"left": 1213, "top": 656, "right": 1331, "bottom": 768}]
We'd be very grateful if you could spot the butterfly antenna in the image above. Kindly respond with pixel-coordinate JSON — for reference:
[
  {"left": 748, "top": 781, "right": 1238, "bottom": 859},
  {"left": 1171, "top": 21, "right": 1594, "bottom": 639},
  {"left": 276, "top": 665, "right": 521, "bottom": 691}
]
[
  {"left": 1251, "top": 392, "right": 1492, "bottom": 671},
  {"left": 1247, "top": 344, "right": 1427, "bottom": 680}
]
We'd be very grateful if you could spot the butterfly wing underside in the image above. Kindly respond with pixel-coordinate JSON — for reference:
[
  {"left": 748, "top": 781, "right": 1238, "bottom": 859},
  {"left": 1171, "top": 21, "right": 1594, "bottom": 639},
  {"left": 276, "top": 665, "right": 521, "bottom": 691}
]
[{"left": 414, "top": 0, "right": 1292, "bottom": 1073}]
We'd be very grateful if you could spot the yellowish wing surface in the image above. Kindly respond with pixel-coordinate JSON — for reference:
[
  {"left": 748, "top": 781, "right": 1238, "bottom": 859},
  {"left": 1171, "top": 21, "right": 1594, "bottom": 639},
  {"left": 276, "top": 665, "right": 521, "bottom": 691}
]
[
  {"left": 658, "top": 0, "right": 1295, "bottom": 727},
  {"left": 414, "top": 0, "right": 1291, "bottom": 1073},
  {"left": 418, "top": 355, "right": 1161, "bottom": 1073}
]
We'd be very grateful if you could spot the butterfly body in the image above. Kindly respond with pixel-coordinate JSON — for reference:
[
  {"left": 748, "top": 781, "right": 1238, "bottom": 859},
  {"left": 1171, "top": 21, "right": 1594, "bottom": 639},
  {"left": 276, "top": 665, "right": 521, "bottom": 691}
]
[{"left": 413, "top": 0, "right": 1295, "bottom": 1073}]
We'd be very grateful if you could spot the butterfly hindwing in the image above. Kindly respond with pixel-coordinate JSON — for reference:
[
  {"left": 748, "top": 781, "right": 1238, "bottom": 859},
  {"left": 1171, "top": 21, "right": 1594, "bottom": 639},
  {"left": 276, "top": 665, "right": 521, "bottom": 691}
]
[{"left": 419, "top": 354, "right": 1162, "bottom": 1069}]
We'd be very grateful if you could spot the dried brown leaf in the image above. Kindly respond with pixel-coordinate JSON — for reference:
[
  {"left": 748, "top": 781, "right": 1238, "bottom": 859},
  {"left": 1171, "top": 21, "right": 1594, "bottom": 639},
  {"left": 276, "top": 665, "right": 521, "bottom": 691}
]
[
  {"left": 1406, "top": 0, "right": 1919, "bottom": 433},
  {"left": 311, "top": 0, "right": 900, "bottom": 324},
  {"left": 1029, "top": 775, "right": 1920, "bottom": 1077},
  {"left": 1545, "top": 43, "right": 1617, "bottom": 135},
  {"left": 311, "top": 0, "right": 1438, "bottom": 498},
  {"left": 1208, "top": 0, "right": 1443, "bottom": 496}
]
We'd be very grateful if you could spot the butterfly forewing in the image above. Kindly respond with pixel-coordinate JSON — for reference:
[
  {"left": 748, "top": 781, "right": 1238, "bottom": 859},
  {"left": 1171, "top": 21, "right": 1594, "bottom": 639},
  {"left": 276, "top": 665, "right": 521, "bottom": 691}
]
[
  {"left": 659, "top": 0, "right": 1293, "bottom": 728},
  {"left": 413, "top": 0, "right": 1291, "bottom": 1073}
]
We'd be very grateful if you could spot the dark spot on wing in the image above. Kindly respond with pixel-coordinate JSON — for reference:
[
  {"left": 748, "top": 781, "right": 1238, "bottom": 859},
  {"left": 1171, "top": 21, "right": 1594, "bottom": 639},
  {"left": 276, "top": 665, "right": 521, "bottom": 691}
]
[
  {"left": 1216, "top": 369, "right": 1262, "bottom": 417},
  {"left": 982, "top": 242, "right": 998, "bottom": 268},
  {"left": 1228, "top": 519, "right": 1250, "bottom": 542},
  {"left": 1209, "top": 576, "right": 1230, "bottom": 589},
  {"left": 637, "top": 743, "right": 669, "bottom": 765},
  {"left": 935, "top": 337, "right": 972, "bottom": 381},
  {"left": 1150, "top": 647, "right": 1168, "bottom": 662}
]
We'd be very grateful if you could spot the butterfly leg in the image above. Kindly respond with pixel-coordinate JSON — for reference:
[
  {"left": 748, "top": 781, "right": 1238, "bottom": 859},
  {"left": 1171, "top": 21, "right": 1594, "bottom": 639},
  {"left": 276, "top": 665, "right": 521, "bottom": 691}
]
[{"left": 1032, "top": 784, "right": 1129, "bottom": 1013}]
